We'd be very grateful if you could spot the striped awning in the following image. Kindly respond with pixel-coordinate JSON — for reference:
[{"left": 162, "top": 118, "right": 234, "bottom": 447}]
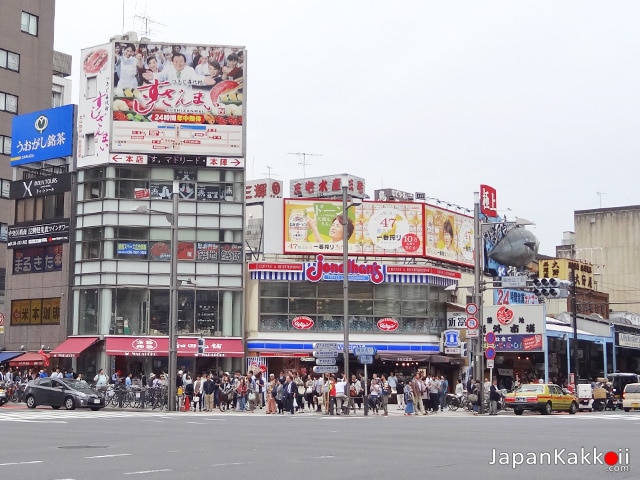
[{"left": 250, "top": 270, "right": 457, "bottom": 286}]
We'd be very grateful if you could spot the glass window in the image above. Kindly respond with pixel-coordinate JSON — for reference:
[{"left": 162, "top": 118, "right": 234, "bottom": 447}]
[
  {"left": 21, "top": 11, "right": 38, "bottom": 35},
  {"left": 112, "top": 288, "right": 147, "bottom": 335},
  {"left": 260, "top": 297, "right": 288, "bottom": 314},
  {"left": 78, "top": 289, "right": 99, "bottom": 334},
  {"left": 0, "top": 50, "right": 20, "bottom": 72},
  {"left": 82, "top": 227, "right": 102, "bottom": 259},
  {"left": 259, "top": 282, "right": 288, "bottom": 298},
  {"left": 0, "top": 92, "right": 18, "bottom": 113},
  {"left": 0, "top": 135, "right": 11, "bottom": 155}
]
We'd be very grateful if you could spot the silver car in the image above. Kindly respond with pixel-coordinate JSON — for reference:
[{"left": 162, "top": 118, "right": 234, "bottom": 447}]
[{"left": 24, "top": 377, "right": 105, "bottom": 410}]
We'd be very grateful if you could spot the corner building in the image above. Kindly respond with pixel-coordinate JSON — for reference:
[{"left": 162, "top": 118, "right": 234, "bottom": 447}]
[{"left": 69, "top": 38, "right": 247, "bottom": 378}]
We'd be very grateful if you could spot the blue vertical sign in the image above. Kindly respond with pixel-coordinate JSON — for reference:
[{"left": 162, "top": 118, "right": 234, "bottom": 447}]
[{"left": 11, "top": 104, "right": 75, "bottom": 166}]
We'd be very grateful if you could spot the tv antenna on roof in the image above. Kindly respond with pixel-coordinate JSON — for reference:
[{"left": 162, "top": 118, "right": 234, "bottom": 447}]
[
  {"left": 262, "top": 166, "right": 279, "bottom": 179},
  {"left": 288, "top": 152, "right": 322, "bottom": 177},
  {"left": 596, "top": 191, "right": 606, "bottom": 208},
  {"left": 134, "top": 13, "right": 166, "bottom": 38}
]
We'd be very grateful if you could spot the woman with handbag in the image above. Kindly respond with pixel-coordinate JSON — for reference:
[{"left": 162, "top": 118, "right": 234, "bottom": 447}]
[
  {"left": 304, "top": 375, "right": 315, "bottom": 411},
  {"left": 235, "top": 377, "right": 248, "bottom": 412}
]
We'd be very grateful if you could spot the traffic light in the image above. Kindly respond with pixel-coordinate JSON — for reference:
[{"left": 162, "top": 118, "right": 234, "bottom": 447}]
[
  {"left": 197, "top": 337, "right": 205, "bottom": 354},
  {"left": 460, "top": 342, "right": 468, "bottom": 358},
  {"left": 532, "top": 278, "right": 570, "bottom": 298}
]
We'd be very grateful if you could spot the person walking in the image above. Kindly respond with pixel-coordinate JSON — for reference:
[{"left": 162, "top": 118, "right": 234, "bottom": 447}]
[
  {"left": 489, "top": 378, "right": 501, "bottom": 415},
  {"left": 380, "top": 374, "right": 391, "bottom": 416},
  {"left": 403, "top": 383, "right": 414, "bottom": 416}
]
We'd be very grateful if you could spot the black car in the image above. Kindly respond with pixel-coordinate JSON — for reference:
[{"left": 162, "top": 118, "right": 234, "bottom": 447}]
[{"left": 24, "top": 377, "right": 105, "bottom": 410}]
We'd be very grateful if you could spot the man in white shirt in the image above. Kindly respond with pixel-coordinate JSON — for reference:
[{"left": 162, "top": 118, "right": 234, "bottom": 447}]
[
  {"left": 143, "top": 52, "right": 210, "bottom": 87},
  {"left": 335, "top": 376, "right": 348, "bottom": 415}
]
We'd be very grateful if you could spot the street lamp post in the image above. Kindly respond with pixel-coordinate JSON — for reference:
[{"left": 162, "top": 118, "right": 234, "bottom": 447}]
[
  {"left": 342, "top": 175, "right": 350, "bottom": 384},
  {"left": 473, "top": 191, "right": 486, "bottom": 414},
  {"left": 168, "top": 181, "right": 179, "bottom": 411},
  {"left": 134, "top": 180, "right": 179, "bottom": 411}
]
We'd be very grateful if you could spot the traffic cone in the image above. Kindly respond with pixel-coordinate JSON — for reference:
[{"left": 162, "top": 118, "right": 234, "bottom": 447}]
[{"left": 184, "top": 395, "right": 190, "bottom": 411}]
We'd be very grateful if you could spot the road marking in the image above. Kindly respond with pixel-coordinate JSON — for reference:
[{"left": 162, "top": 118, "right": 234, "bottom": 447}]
[
  {"left": 211, "top": 462, "right": 253, "bottom": 467},
  {"left": 85, "top": 454, "right": 132, "bottom": 459},
  {"left": 124, "top": 469, "right": 172, "bottom": 475},
  {"left": 0, "top": 460, "right": 43, "bottom": 466}
]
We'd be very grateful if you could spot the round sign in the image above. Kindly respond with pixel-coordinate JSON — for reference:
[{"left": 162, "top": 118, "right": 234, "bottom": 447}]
[
  {"left": 485, "top": 332, "right": 496, "bottom": 344},
  {"left": 0, "top": 312, "right": 4, "bottom": 326},
  {"left": 466, "top": 317, "right": 478, "bottom": 330},
  {"left": 485, "top": 347, "right": 496, "bottom": 360},
  {"left": 465, "top": 303, "right": 478, "bottom": 316}
]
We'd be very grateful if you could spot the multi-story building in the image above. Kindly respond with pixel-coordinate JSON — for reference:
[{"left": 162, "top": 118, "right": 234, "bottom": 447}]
[{"left": 1, "top": 0, "right": 73, "bottom": 368}]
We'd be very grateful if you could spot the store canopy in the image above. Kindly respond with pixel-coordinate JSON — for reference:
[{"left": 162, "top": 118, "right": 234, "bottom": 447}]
[
  {"left": 9, "top": 351, "right": 47, "bottom": 367},
  {"left": 50, "top": 337, "right": 100, "bottom": 358},
  {"left": 0, "top": 351, "right": 25, "bottom": 364},
  {"left": 105, "top": 336, "right": 244, "bottom": 357}
]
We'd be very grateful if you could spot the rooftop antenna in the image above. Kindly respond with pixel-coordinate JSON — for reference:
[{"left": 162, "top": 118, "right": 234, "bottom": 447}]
[
  {"left": 596, "top": 191, "right": 606, "bottom": 208},
  {"left": 288, "top": 152, "right": 322, "bottom": 177},
  {"left": 134, "top": 13, "right": 166, "bottom": 38},
  {"left": 261, "top": 166, "right": 279, "bottom": 179}
]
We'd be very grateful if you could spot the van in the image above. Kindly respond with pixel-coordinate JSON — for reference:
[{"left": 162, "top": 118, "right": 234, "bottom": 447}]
[
  {"left": 622, "top": 383, "right": 640, "bottom": 412},
  {"left": 607, "top": 373, "right": 640, "bottom": 409}
]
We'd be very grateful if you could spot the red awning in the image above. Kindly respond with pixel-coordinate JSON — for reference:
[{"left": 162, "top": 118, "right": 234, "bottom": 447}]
[
  {"left": 105, "top": 336, "right": 244, "bottom": 357},
  {"left": 9, "top": 351, "right": 47, "bottom": 367},
  {"left": 50, "top": 337, "right": 100, "bottom": 358}
]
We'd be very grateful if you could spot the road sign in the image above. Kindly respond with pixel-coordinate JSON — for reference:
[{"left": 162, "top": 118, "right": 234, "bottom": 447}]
[
  {"left": 313, "top": 365, "right": 339, "bottom": 374},
  {"left": 315, "top": 357, "right": 337, "bottom": 366},
  {"left": 312, "top": 342, "right": 339, "bottom": 350},
  {"left": 466, "top": 317, "right": 478, "bottom": 330},
  {"left": 358, "top": 355, "right": 374, "bottom": 364},
  {"left": 354, "top": 347, "right": 377, "bottom": 356},
  {"left": 500, "top": 276, "right": 527, "bottom": 288},
  {"left": 485, "top": 347, "right": 496, "bottom": 360},
  {"left": 444, "top": 347, "right": 461, "bottom": 354},
  {"left": 485, "top": 332, "right": 496, "bottom": 344},
  {"left": 465, "top": 303, "right": 478, "bottom": 316},
  {"left": 313, "top": 350, "right": 339, "bottom": 358},
  {"left": 486, "top": 359, "right": 495, "bottom": 369}
]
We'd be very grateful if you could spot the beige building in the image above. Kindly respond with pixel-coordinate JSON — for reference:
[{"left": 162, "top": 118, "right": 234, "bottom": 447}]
[{"left": 572, "top": 205, "right": 640, "bottom": 316}]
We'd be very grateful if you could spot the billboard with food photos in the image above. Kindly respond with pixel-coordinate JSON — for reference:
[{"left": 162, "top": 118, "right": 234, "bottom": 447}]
[
  {"left": 283, "top": 199, "right": 425, "bottom": 257},
  {"left": 77, "top": 43, "right": 113, "bottom": 167},
  {"left": 111, "top": 42, "right": 244, "bottom": 156},
  {"left": 78, "top": 41, "right": 245, "bottom": 165},
  {"left": 424, "top": 204, "right": 475, "bottom": 267}
]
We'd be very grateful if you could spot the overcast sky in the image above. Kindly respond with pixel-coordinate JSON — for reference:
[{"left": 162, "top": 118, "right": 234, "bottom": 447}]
[{"left": 54, "top": 1, "right": 640, "bottom": 255}]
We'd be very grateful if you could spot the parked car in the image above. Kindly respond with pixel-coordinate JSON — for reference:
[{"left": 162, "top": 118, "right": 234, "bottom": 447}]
[
  {"left": 622, "top": 382, "right": 640, "bottom": 412},
  {"left": 504, "top": 383, "right": 578, "bottom": 415},
  {"left": 24, "top": 377, "right": 105, "bottom": 410},
  {"left": 607, "top": 373, "right": 640, "bottom": 410}
]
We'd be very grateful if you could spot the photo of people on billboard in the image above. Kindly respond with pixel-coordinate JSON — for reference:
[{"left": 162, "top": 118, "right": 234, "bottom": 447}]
[
  {"left": 106, "top": 41, "right": 245, "bottom": 156},
  {"left": 424, "top": 204, "right": 474, "bottom": 267}
]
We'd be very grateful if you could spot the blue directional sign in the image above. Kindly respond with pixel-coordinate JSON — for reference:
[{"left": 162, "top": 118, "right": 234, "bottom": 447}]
[
  {"left": 354, "top": 347, "right": 377, "bottom": 356},
  {"left": 358, "top": 355, "right": 374, "bottom": 364}
]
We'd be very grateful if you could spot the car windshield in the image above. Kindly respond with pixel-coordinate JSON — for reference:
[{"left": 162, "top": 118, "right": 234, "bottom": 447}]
[
  {"left": 515, "top": 384, "right": 544, "bottom": 394},
  {"left": 62, "top": 379, "right": 92, "bottom": 390}
]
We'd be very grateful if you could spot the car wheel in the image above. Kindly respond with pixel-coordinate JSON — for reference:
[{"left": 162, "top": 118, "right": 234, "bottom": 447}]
[
  {"left": 624, "top": 408, "right": 630, "bottom": 412},
  {"left": 569, "top": 402, "right": 578, "bottom": 414},
  {"left": 52, "top": 405, "right": 61, "bottom": 410},
  {"left": 64, "top": 397, "right": 76, "bottom": 410},
  {"left": 25, "top": 395, "right": 36, "bottom": 409},
  {"left": 514, "top": 408, "right": 523, "bottom": 415},
  {"left": 542, "top": 402, "right": 552, "bottom": 415}
]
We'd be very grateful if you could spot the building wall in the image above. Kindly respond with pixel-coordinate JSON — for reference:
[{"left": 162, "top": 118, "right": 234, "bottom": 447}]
[
  {"left": 574, "top": 206, "right": 640, "bottom": 311},
  {"left": 0, "top": 0, "right": 61, "bottom": 350}
]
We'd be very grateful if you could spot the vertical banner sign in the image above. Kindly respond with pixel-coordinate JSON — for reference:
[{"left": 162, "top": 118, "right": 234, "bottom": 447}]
[{"left": 480, "top": 184, "right": 497, "bottom": 217}]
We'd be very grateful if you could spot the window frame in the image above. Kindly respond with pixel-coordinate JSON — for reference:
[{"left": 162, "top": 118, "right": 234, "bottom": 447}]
[{"left": 21, "top": 11, "right": 38, "bottom": 36}]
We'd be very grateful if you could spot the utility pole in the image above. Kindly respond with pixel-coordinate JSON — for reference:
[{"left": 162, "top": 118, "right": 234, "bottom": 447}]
[
  {"left": 288, "top": 152, "right": 322, "bottom": 177},
  {"left": 571, "top": 267, "right": 579, "bottom": 389}
]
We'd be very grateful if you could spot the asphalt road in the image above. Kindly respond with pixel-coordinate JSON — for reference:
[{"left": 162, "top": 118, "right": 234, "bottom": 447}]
[{"left": 0, "top": 405, "right": 638, "bottom": 480}]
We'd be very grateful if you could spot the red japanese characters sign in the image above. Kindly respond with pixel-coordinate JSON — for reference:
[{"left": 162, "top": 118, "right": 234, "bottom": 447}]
[{"left": 480, "top": 184, "right": 498, "bottom": 217}]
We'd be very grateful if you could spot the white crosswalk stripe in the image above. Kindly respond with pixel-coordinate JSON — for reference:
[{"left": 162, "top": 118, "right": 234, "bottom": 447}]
[{"left": 0, "top": 409, "right": 165, "bottom": 422}]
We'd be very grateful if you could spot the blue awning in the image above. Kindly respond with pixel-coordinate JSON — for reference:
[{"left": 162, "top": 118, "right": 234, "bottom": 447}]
[{"left": 0, "top": 351, "right": 25, "bottom": 364}]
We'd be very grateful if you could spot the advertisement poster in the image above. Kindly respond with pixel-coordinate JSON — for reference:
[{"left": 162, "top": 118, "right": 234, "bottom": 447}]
[
  {"left": 483, "top": 304, "right": 545, "bottom": 352},
  {"left": 424, "top": 205, "right": 474, "bottom": 267},
  {"left": 109, "top": 41, "right": 245, "bottom": 156},
  {"left": 283, "top": 199, "right": 424, "bottom": 257}
]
